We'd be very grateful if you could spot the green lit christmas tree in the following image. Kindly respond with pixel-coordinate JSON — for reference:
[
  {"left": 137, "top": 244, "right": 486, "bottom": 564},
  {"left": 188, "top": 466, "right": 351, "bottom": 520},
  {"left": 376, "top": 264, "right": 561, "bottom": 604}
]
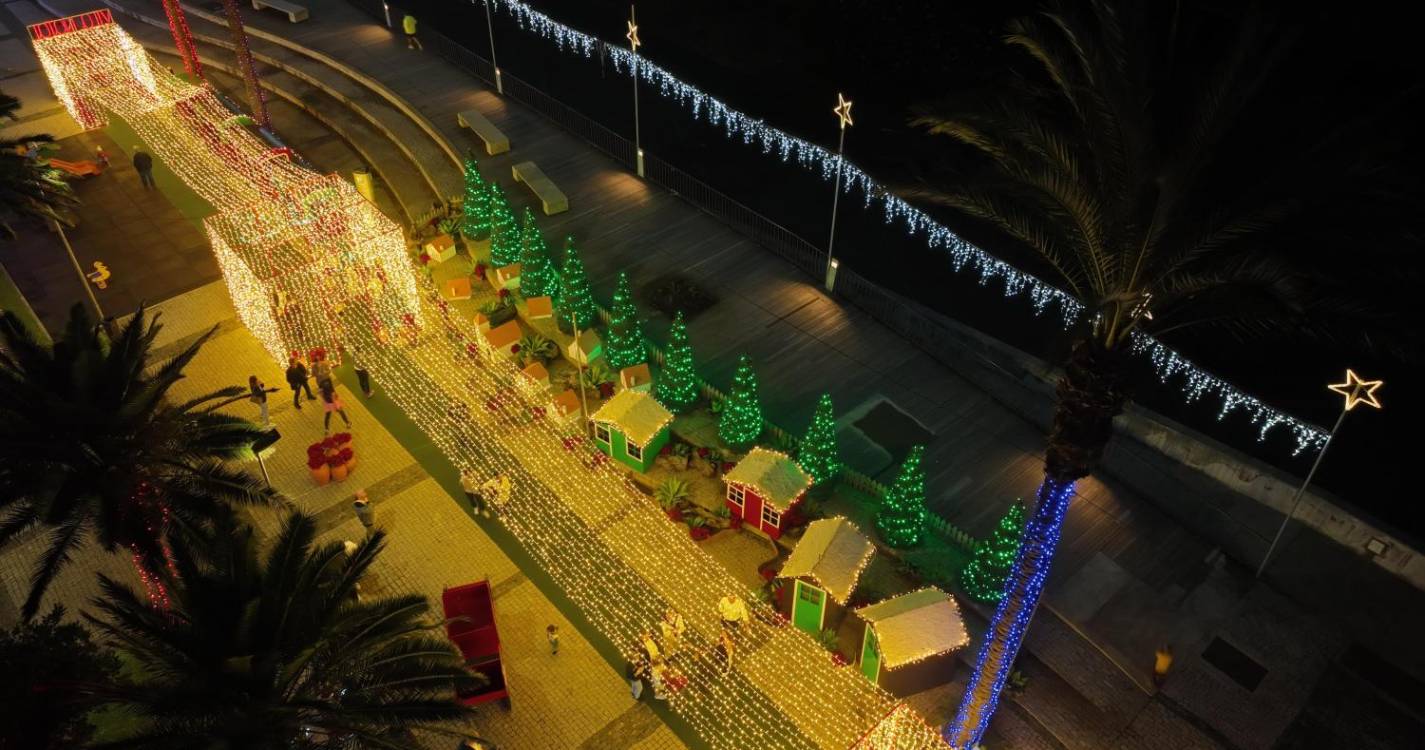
[
  {"left": 487, "top": 183, "right": 519, "bottom": 266},
  {"left": 557, "top": 237, "right": 597, "bottom": 329},
  {"left": 718, "top": 355, "right": 763, "bottom": 446},
  {"left": 605, "top": 272, "right": 647, "bottom": 370},
  {"left": 460, "top": 156, "right": 490, "bottom": 238},
  {"left": 655, "top": 311, "right": 699, "bottom": 413},
  {"left": 518, "top": 208, "right": 557, "bottom": 298},
  {"left": 797, "top": 393, "right": 840, "bottom": 485},
  {"left": 959, "top": 501, "right": 1026, "bottom": 602},
  {"left": 877, "top": 445, "right": 927, "bottom": 548}
]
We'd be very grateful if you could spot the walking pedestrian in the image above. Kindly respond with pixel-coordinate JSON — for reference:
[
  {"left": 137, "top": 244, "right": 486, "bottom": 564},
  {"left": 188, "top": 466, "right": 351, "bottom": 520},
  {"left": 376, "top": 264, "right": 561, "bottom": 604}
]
[
  {"left": 1153, "top": 645, "right": 1174, "bottom": 687},
  {"left": 248, "top": 375, "right": 277, "bottom": 426},
  {"left": 546, "top": 624, "right": 560, "bottom": 655},
  {"left": 354, "top": 359, "right": 373, "bottom": 398},
  {"left": 286, "top": 354, "right": 315, "bottom": 408},
  {"left": 718, "top": 593, "right": 749, "bottom": 632},
  {"left": 95, "top": 145, "right": 110, "bottom": 168},
  {"left": 716, "top": 627, "right": 736, "bottom": 673},
  {"left": 626, "top": 656, "right": 646, "bottom": 700},
  {"left": 403, "top": 14, "right": 423, "bottom": 50},
  {"left": 311, "top": 352, "right": 334, "bottom": 391},
  {"left": 648, "top": 658, "right": 668, "bottom": 701},
  {"left": 660, "top": 608, "right": 686, "bottom": 658},
  {"left": 353, "top": 490, "right": 375, "bottom": 529},
  {"left": 319, "top": 379, "right": 351, "bottom": 434},
  {"left": 132, "top": 148, "right": 155, "bottom": 189},
  {"left": 460, "top": 469, "right": 487, "bottom": 517}
]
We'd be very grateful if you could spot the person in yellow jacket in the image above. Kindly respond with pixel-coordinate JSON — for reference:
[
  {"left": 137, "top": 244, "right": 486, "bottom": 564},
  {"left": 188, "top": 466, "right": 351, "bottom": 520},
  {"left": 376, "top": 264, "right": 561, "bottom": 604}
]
[{"left": 402, "top": 14, "right": 422, "bottom": 50}]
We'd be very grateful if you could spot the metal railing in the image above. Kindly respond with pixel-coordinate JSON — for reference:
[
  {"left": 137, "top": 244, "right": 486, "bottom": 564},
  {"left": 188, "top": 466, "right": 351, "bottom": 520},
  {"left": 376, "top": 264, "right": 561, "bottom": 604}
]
[{"left": 350, "top": 0, "right": 979, "bottom": 551}]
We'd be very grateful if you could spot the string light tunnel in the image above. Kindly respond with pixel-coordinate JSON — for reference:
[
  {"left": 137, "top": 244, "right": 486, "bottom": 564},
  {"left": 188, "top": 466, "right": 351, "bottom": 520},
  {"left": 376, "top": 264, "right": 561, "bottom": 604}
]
[
  {"left": 31, "top": 12, "right": 945, "bottom": 749},
  {"left": 480, "top": 0, "right": 1331, "bottom": 457}
]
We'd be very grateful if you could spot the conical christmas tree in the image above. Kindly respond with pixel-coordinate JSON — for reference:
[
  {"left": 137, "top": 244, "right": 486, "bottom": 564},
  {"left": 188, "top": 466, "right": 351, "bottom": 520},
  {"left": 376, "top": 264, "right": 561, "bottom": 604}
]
[
  {"left": 519, "top": 208, "right": 557, "bottom": 298},
  {"left": 797, "top": 393, "right": 840, "bottom": 485},
  {"left": 959, "top": 502, "right": 1026, "bottom": 602},
  {"left": 605, "top": 272, "right": 647, "bottom": 370},
  {"left": 877, "top": 445, "right": 927, "bottom": 548},
  {"left": 718, "top": 355, "right": 763, "bottom": 446},
  {"left": 655, "top": 311, "right": 699, "bottom": 413},
  {"left": 557, "top": 237, "right": 597, "bottom": 329},
  {"left": 488, "top": 183, "right": 519, "bottom": 266},
  {"left": 460, "top": 156, "right": 490, "bottom": 238}
]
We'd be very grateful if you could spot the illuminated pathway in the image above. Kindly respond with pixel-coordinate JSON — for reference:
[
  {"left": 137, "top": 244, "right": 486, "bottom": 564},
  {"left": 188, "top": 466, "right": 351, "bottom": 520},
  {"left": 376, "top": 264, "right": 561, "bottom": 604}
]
[{"left": 30, "top": 11, "right": 944, "bottom": 749}]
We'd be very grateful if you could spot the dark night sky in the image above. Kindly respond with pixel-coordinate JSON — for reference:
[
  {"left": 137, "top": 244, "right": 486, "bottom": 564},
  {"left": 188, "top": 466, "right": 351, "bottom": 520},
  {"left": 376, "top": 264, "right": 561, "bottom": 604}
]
[{"left": 405, "top": 0, "right": 1423, "bottom": 536}]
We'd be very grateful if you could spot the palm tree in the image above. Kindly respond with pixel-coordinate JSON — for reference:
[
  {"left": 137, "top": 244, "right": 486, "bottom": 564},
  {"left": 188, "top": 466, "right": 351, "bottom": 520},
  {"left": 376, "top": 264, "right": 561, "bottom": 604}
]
[
  {"left": 83, "top": 510, "right": 482, "bottom": 748},
  {"left": 906, "top": 2, "right": 1417, "bottom": 746},
  {"left": 0, "top": 303, "right": 278, "bottom": 619},
  {"left": 0, "top": 89, "right": 78, "bottom": 237}
]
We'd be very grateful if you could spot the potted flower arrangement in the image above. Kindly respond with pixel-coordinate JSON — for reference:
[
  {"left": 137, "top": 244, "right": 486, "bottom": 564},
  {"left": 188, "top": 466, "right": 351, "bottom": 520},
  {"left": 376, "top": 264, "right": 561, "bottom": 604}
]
[
  {"left": 307, "top": 445, "right": 331, "bottom": 485},
  {"left": 307, "top": 433, "right": 356, "bottom": 485}
]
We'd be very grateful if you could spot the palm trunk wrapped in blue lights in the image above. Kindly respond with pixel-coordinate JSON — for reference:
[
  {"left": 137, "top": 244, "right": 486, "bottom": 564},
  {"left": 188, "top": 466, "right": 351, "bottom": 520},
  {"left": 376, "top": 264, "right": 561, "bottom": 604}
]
[{"left": 945, "top": 478, "right": 1074, "bottom": 747}]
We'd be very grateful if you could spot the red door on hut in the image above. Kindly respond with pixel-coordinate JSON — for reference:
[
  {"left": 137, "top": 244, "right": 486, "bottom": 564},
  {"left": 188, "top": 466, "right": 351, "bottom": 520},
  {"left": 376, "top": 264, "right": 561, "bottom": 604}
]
[{"left": 723, "top": 448, "right": 812, "bottom": 540}]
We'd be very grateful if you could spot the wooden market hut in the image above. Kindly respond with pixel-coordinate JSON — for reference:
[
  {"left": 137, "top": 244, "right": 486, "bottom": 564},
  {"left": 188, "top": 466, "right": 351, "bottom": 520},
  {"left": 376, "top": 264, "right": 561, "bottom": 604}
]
[
  {"left": 567, "top": 328, "right": 603, "bottom": 366},
  {"left": 590, "top": 389, "right": 673, "bottom": 473},
  {"left": 483, "top": 319, "right": 521, "bottom": 357},
  {"left": 776, "top": 517, "right": 875, "bottom": 637},
  {"left": 723, "top": 448, "right": 812, "bottom": 540},
  {"left": 854, "top": 588, "right": 969, "bottom": 696},
  {"left": 491, "top": 262, "right": 521, "bottom": 290},
  {"left": 619, "top": 362, "right": 652, "bottom": 393}
]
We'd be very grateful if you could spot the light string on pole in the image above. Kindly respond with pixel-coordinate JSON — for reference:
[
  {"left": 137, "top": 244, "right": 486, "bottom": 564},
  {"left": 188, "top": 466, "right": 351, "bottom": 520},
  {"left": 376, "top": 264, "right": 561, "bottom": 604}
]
[
  {"left": 1255, "top": 369, "right": 1382, "bottom": 577},
  {"left": 626, "top": 5, "right": 644, "bottom": 177},
  {"left": 477, "top": 0, "right": 503, "bottom": 93},
  {"left": 477, "top": 0, "right": 1330, "bottom": 457},
  {"left": 824, "top": 92, "right": 852, "bottom": 292}
]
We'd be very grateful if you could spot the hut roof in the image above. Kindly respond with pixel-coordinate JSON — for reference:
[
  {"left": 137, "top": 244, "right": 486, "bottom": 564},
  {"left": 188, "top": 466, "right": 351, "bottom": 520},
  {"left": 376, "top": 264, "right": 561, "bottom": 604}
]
[
  {"left": 778, "top": 517, "right": 874, "bottom": 603},
  {"left": 855, "top": 588, "right": 969, "bottom": 670},
  {"left": 590, "top": 389, "right": 673, "bottom": 445},
  {"left": 724, "top": 448, "right": 811, "bottom": 511}
]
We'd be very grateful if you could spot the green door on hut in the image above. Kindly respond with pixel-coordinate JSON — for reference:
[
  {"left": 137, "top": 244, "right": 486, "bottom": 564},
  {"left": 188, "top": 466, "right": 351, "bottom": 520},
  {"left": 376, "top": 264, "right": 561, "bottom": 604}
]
[
  {"left": 792, "top": 580, "right": 825, "bottom": 635},
  {"left": 859, "top": 626, "right": 881, "bottom": 682}
]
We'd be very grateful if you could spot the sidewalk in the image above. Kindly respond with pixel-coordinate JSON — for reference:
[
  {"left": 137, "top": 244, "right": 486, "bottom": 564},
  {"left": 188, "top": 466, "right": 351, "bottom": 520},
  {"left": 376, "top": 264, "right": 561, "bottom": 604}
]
[{"left": 156, "top": 282, "right": 688, "bottom": 750}]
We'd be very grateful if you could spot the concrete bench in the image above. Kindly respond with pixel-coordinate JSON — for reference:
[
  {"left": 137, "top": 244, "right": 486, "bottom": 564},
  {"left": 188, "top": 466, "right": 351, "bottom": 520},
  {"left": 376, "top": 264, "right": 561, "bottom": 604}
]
[
  {"left": 251, "top": 0, "right": 309, "bottom": 23},
  {"left": 512, "top": 161, "right": 568, "bottom": 215},
  {"left": 458, "top": 110, "right": 509, "bottom": 155}
]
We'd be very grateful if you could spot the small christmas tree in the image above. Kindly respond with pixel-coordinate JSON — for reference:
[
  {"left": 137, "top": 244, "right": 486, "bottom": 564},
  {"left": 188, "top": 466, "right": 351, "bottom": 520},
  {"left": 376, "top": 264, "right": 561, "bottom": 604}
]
[
  {"left": 557, "top": 237, "right": 597, "bottom": 329},
  {"left": 797, "top": 393, "right": 840, "bottom": 485},
  {"left": 877, "top": 445, "right": 927, "bottom": 548},
  {"left": 519, "top": 208, "right": 557, "bottom": 298},
  {"left": 460, "top": 156, "right": 490, "bottom": 238},
  {"left": 487, "top": 183, "right": 519, "bottom": 266},
  {"left": 605, "top": 272, "right": 648, "bottom": 370},
  {"left": 655, "top": 311, "right": 699, "bottom": 413},
  {"left": 959, "top": 502, "right": 1026, "bottom": 602},
  {"left": 718, "top": 355, "right": 763, "bottom": 446}
]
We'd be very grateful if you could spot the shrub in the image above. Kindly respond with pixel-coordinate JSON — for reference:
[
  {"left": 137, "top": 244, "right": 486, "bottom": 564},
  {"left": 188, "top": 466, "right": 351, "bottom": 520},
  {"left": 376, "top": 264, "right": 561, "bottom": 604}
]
[{"left": 655, "top": 478, "right": 691, "bottom": 510}]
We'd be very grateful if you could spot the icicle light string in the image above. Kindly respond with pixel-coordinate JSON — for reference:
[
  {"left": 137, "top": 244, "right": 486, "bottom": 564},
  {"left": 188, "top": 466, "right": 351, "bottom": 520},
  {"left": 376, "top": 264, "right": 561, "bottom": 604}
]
[{"left": 484, "top": 0, "right": 1328, "bottom": 456}]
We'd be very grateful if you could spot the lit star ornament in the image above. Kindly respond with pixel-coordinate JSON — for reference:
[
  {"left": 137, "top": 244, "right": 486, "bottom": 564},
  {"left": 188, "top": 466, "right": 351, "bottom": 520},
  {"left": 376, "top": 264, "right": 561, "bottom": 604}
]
[
  {"left": 1327, "top": 369, "right": 1383, "bottom": 411},
  {"left": 625, "top": 17, "right": 640, "bottom": 52},
  {"left": 833, "top": 92, "right": 853, "bottom": 130}
]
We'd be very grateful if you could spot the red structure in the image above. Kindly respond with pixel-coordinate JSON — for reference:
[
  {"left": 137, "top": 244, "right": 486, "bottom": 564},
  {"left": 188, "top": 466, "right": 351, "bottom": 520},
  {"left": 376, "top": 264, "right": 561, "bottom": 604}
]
[
  {"left": 220, "top": 0, "right": 270, "bottom": 128},
  {"left": 723, "top": 447, "right": 812, "bottom": 540},
  {"left": 27, "top": 8, "right": 111, "bottom": 40},
  {"left": 160, "top": 0, "right": 203, "bottom": 79},
  {"left": 441, "top": 580, "right": 510, "bottom": 707}
]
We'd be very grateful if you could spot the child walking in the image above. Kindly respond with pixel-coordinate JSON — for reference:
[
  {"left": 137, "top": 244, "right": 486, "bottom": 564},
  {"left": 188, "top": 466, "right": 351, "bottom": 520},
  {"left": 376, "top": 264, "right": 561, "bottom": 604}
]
[{"left": 319, "top": 379, "right": 351, "bottom": 434}]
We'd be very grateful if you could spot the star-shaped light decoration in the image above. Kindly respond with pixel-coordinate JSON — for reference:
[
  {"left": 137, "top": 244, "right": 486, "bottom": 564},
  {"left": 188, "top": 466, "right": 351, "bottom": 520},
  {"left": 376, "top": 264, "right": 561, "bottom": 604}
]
[
  {"left": 1327, "top": 369, "right": 1383, "bottom": 411},
  {"left": 833, "top": 92, "right": 854, "bottom": 130},
  {"left": 626, "top": 17, "right": 641, "bottom": 53}
]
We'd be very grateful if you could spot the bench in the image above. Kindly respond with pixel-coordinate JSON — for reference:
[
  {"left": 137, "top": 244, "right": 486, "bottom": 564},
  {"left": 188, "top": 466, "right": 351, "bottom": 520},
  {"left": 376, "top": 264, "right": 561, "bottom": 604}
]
[
  {"left": 512, "top": 161, "right": 568, "bottom": 215},
  {"left": 458, "top": 110, "right": 509, "bottom": 155},
  {"left": 251, "top": 0, "right": 309, "bottom": 23}
]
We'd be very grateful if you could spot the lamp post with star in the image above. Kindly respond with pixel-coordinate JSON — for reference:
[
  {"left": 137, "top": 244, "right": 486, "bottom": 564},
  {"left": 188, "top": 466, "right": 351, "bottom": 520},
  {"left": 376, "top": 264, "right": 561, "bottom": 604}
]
[
  {"left": 824, "top": 92, "right": 853, "bottom": 291},
  {"left": 1256, "top": 368, "right": 1383, "bottom": 578},
  {"left": 626, "top": 6, "right": 644, "bottom": 177}
]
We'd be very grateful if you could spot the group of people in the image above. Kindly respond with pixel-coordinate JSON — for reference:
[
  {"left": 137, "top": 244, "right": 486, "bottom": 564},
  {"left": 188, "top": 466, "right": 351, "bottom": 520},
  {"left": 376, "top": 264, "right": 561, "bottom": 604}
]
[
  {"left": 625, "top": 594, "right": 752, "bottom": 701},
  {"left": 247, "top": 350, "right": 372, "bottom": 433}
]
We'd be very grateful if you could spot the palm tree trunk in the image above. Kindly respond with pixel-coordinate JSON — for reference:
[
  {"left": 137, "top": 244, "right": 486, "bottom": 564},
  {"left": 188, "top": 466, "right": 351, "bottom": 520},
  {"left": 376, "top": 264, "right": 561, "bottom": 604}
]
[{"left": 945, "top": 339, "right": 1129, "bottom": 749}]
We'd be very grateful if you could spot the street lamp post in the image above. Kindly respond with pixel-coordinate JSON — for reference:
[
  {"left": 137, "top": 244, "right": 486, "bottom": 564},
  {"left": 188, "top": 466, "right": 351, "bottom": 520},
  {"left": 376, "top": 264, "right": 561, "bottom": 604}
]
[
  {"left": 1255, "top": 368, "right": 1383, "bottom": 577},
  {"left": 481, "top": 0, "right": 503, "bottom": 94},
  {"left": 825, "top": 93, "right": 853, "bottom": 292},
  {"left": 626, "top": 6, "right": 644, "bottom": 177},
  {"left": 53, "top": 219, "right": 103, "bottom": 320},
  {"left": 571, "top": 316, "right": 590, "bottom": 430}
]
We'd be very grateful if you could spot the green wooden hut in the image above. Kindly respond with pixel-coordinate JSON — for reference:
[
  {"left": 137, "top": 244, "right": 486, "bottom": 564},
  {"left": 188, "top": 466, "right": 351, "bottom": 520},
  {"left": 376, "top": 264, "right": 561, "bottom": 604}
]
[
  {"left": 776, "top": 517, "right": 875, "bottom": 637},
  {"left": 855, "top": 588, "right": 969, "bottom": 696},
  {"left": 590, "top": 389, "right": 673, "bottom": 473}
]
